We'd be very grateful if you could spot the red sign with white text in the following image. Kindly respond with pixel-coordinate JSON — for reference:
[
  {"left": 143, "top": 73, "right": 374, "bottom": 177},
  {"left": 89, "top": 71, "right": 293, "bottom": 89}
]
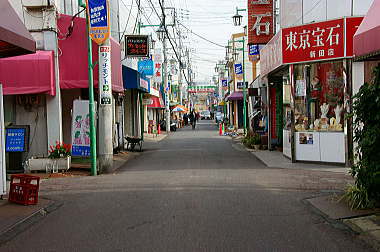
[
  {"left": 282, "top": 17, "right": 363, "bottom": 64},
  {"left": 248, "top": 0, "right": 274, "bottom": 45}
]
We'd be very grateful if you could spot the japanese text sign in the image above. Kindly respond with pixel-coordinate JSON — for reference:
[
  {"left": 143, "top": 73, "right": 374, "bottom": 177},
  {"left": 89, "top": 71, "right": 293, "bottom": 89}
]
[
  {"left": 222, "top": 79, "right": 228, "bottom": 87},
  {"left": 282, "top": 17, "right": 363, "bottom": 64},
  {"left": 99, "top": 46, "right": 112, "bottom": 105},
  {"left": 5, "top": 127, "right": 29, "bottom": 152},
  {"left": 138, "top": 60, "right": 154, "bottom": 76},
  {"left": 234, "top": 63, "right": 243, "bottom": 75},
  {"left": 249, "top": 44, "right": 260, "bottom": 56},
  {"left": 125, "top": 35, "right": 149, "bottom": 58},
  {"left": 86, "top": 0, "right": 110, "bottom": 45},
  {"left": 248, "top": 0, "right": 274, "bottom": 44}
]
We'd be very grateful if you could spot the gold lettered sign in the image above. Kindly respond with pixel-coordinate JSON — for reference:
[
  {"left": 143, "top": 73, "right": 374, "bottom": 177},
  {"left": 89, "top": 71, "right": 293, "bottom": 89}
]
[{"left": 86, "top": 0, "right": 110, "bottom": 45}]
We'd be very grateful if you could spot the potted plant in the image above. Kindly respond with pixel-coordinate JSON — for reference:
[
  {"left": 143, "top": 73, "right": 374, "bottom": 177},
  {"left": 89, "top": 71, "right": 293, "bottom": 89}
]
[
  {"left": 48, "top": 141, "right": 72, "bottom": 172},
  {"left": 251, "top": 134, "right": 261, "bottom": 150}
]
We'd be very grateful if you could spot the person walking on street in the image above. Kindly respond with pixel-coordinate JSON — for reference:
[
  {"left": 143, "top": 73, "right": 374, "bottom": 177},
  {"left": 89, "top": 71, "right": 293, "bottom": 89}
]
[{"left": 189, "top": 110, "right": 196, "bottom": 130}]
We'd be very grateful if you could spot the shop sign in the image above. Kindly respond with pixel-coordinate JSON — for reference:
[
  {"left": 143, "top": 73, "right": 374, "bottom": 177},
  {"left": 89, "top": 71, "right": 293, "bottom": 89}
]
[
  {"left": 149, "top": 87, "right": 159, "bottom": 97},
  {"left": 142, "top": 98, "right": 153, "bottom": 105},
  {"left": 260, "top": 31, "right": 283, "bottom": 76},
  {"left": 282, "top": 17, "right": 363, "bottom": 64},
  {"left": 249, "top": 44, "right": 260, "bottom": 55},
  {"left": 221, "top": 79, "right": 228, "bottom": 87},
  {"left": 153, "top": 52, "right": 162, "bottom": 83},
  {"left": 125, "top": 35, "right": 149, "bottom": 58},
  {"left": 5, "top": 126, "right": 29, "bottom": 152},
  {"left": 99, "top": 46, "right": 112, "bottom": 105},
  {"left": 138, "top": 59, "right": 154, "bottom": 76},
  {"left": 248, "top": 0, "right": 274, "bottom": 44},
  {"left": 234, "top": 63, "right": 243, "bottom": 75},
  {"left": 140, "top": 78, "right": 149, "bottom": 92},
  {"left": 86, "top": 0, "right": 110, "bottom": 45},
  {"left": 71, "top": 100, "right": 92, "bottom": 157},
  {"left": 237, "top": 81, "right": 248, "bottom": 89}
]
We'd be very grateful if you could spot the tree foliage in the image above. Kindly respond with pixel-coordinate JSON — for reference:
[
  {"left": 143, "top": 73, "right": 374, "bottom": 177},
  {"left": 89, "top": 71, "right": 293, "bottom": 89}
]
[{"left": 350, "top": 64, "right": 380, "bottom": 206}]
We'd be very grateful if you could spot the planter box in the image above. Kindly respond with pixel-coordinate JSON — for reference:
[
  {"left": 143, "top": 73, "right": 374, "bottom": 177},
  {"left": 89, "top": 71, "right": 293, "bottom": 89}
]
[{"left": 27, "top": 156, "right": 71, "bottom": 173}]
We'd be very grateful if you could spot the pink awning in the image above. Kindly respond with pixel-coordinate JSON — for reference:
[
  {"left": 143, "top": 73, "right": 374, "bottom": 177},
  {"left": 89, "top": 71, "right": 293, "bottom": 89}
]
[
  {"left": 58, "top": 14, "right": 123, "bottom": 93},
  {"left": 354, "top": 0, "right": 380, "bottom": 59},
  {"left": 0, "top": 50, "right": 55, "bottom": 95}
]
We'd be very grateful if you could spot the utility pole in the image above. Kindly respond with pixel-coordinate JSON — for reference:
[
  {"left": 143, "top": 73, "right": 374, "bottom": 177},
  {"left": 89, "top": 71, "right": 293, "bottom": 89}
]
[{"left": 162, "top": 0, "right": 170, "bottom": 133}]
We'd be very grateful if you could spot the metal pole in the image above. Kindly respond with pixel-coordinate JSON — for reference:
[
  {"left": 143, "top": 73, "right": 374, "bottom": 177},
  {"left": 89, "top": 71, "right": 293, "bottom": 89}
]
[
  {"left": 84, "top": 5, "right": 97, "bottom": 176},
  {"left": 242, "top": 36, "right": 247, "bottom": 135},
  {"left": 163, "top": 0, "right": 170, "bottom": 133}
]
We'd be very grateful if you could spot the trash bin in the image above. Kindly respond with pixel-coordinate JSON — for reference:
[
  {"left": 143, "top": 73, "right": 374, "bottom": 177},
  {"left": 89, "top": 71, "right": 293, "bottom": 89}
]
[{"left": 8, "top": 174, "right": 40, "bottom": 205}]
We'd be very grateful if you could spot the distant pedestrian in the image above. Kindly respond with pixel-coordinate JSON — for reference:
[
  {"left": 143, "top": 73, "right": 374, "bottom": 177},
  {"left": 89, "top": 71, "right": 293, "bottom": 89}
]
[
  {"left": 196, "top": 112, "right": 200, "bottom": 122},
  {"left": 189, "top": 110, "right": 196, "bottom": 130},
  {"left": 183, "top": 113, "right": 189, "bottom": 126}
]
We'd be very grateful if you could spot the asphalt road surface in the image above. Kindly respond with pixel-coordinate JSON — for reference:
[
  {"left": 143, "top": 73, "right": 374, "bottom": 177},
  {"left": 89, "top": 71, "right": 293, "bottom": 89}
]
[{"left": 1, "top": 120, "right": 373, "bottom": 251}]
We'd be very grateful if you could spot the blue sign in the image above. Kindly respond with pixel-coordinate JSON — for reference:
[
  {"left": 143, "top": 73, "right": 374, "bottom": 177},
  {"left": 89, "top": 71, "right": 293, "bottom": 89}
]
[
  {"left": 221, "top": 79, "right": 228, "bottom": 87},
  {"left": 138, "top": 60, "right": 154, "bottom": 75},
  {"left": 249, "top": 44, "right": 260, "bottom": 56},
  {"left": 88, "top": 0, "right": 108, "bottom": 27},
  {"left": 72, "top": 146, "right": 91, "bottom": 157},
  {"left": 5, "top": 128, "right": 26, "bottom": 152},
  {"left": 234, "top": 63, "right": 243, "bottom": 75}
]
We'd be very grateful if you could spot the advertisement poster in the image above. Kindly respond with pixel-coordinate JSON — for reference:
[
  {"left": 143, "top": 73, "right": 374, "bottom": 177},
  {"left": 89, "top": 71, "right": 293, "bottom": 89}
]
[
  {"left": 99, "top": 46, "right": 112, "bottom": 105},
  {"left": 86, "top": 0, "right": 110, "bottom": 45},
  {"left": 71, "top": 100, "right": 92, "bottom": 157},
  {"left": 299, "top": 133, "right": 313, "bottom": 145},
  {"left": 5, "top": 128, "right": 28, "bottom": 152},
  {"left": 295, "top": 80, "right": 306, "bottom": 97}
]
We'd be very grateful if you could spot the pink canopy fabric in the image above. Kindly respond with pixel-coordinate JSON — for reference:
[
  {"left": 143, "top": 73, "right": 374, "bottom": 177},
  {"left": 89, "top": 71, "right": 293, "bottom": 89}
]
[
  {"left": 0, "top": 50, "right": 55, "bottom": 95},
  {"left": 354, "top": 0, "right": 380, "bottom": 59},
  {"left": 58, "top": 14, "right": 123, "bottom": 93}
]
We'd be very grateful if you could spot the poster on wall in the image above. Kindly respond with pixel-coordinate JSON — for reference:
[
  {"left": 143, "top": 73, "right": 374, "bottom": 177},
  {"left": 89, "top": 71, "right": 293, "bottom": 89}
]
[
  {"left": 299, "top": 133, "right": 313, "bottom": 144},
  {"left": 295, "top": 80, "right": 306, "bottom": 97},
  {"left": 71, "top": 100, "right": 94, "bottom": 157},
  {"left": 99, "top": 46, "right": 112, "bottom": 105},
  {"left": 5, "top": 126, "right": 30, "bottom": 152}
]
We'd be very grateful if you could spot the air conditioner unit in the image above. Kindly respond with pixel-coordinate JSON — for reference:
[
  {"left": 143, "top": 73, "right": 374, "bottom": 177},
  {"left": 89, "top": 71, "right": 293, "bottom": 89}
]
[{"left": 22, "top": 0, "right": 54, "bottom": 8}]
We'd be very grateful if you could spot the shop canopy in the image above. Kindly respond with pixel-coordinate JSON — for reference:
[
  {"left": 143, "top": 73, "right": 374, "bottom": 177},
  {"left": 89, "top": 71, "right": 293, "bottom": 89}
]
[
  {"left": 0, "top": 50, "right": 55, "bottom": 95},
  {"left": 0, "top": 0, "right": 36, "bottom": 58},
  {"left": 227, "top": 91, "right": 243, "bottom": 101},
  {"left": 354, "top": 0, "right": 380, "bottom": 60},
  {"left": 58, "top": 14, "right": 123, "bottom": 93},
  {"left": 147, "top": 96, "right": 165, "bottom": 109},
  {"left": 122, "top": 66, "right": 149, "bottom": 93}
]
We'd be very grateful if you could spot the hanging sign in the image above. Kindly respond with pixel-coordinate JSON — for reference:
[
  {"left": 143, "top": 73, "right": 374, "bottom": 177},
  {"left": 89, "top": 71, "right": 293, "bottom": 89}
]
[
  {"left": 249, "top": 44, "right": 260, "bottom": 56},
  {"left": 125, "top": 35, "right": 149, "bottom": 58},
  {"left": 138, "top": 60, "right": 154, "bottom": 76},
  {"left": 248, "top": 0, "right": 274, "bottom": 44},
  {"left": 234, "top": 63, "right": 243, "bottom": 75},
  {"left": 86, "top": 0, "right": 110, "bottom": 45},
  {"left": 221, "top": 79, "right": 228, "bottom": 87},
  {"left": 99, "top": 46, "right": 112, "bottom": 105},
  {"left": 71, "top": 100, "right": 92, "bottom": 157}
]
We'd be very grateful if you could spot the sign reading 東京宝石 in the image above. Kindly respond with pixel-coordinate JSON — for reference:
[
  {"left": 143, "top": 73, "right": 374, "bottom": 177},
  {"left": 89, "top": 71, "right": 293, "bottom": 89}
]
[
  {"left": 86, "top": 0, "right": 110, "bottom": 45},
  {"left": 125, "top": 35, "right": 149, "bottom": 58},
  {"left": 5, "top": 126, "right": 29, "bottom": 152},
  {"left": 99, "top": 46, "right": 112, "bottom": 105}
]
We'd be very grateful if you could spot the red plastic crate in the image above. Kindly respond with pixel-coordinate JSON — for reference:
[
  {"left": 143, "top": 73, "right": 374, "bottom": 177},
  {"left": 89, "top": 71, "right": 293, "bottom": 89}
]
[{"left": 8, "top": 175, "right": 40, "bottom": 205}]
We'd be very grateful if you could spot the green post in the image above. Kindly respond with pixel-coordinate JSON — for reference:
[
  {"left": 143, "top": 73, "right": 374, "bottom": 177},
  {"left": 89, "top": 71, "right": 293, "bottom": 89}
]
[
  {"left": 80, "top": 0, "right": 97, "bottom": 176},
  {"left": 242, "top": 36, "right": 247, "bottom": 135}
]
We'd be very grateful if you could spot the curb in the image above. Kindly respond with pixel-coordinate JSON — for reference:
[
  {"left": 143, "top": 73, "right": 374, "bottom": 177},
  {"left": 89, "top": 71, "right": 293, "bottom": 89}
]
[{"left": 0, "top": 199, "right": 63, "bottom": 246}]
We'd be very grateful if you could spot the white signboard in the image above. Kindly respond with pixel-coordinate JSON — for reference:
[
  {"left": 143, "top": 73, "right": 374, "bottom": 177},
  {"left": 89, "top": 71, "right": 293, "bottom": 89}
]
[
  {"left": 71, "top": 100, "right": 93, "bottom": 157},
  {"left": 0, "top": 85, "right": 6, "bottom": 195},
  {"left": 99, "top": 46, "right": 112, "bottom": 105}
]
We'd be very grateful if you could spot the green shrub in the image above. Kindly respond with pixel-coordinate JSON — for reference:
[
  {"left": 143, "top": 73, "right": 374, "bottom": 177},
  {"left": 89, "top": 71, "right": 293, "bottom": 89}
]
[{"left": 347, "top": 65, "right": 380, "bottom": 208}]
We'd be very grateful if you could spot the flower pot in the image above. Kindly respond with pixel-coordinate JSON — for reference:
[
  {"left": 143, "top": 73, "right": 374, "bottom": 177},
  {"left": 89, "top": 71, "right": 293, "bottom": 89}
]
[{"left": 27, "top": 156, "right": 71, "bottom": 173}]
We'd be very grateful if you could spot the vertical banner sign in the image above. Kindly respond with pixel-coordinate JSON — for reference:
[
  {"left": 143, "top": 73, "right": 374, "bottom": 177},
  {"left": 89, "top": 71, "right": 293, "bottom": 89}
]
[
  {"left": 86, "top": 0, "right": 110, "bottom": 45},
  {"left": 153, "top": 52, "right": 162, "bottom": 83},
  {"left": 0, "top": 85, "right": 6, "bottom": 196},
  {"left": 248, "top": 0, "right": 274, "bottom": 45},
  {"left": 72, "top": 100, "right": 92, "bottom": 157},
  {"left": 99, "top": 46, "right": 112, "bottom": 105}
]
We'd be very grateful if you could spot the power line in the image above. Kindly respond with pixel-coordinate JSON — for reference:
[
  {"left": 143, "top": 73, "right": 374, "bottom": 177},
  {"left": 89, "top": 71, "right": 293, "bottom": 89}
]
[{"left": 177, "top": 21, "right": 225, "bottom": 48}]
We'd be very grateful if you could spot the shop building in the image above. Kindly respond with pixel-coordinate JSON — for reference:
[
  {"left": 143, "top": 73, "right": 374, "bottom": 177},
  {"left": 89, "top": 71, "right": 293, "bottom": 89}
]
[{"left": 261, "top": 17, "right": 364, "bottom": 165}]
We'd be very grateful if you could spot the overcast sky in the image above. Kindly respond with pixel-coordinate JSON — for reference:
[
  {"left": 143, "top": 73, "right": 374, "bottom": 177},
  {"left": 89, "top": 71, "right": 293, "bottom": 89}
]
[{"left": 119, "top": 0, "right": 246, "bottom": 84}]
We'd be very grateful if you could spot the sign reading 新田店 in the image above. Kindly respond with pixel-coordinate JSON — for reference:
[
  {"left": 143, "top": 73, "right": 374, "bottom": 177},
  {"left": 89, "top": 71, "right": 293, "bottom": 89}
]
[{"left": 86, "top": 0, "right": 110, "bottom": 45}]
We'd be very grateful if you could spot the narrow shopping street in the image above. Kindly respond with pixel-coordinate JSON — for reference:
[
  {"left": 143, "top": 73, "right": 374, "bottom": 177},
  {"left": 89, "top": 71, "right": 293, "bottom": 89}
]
[{"left": 0, "top": 122, "right": 372, "bottom": 251}]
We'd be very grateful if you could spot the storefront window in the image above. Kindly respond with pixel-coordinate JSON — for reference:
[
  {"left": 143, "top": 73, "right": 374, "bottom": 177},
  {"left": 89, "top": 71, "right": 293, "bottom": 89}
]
[{"left": 293, "top": 61, "right": 344, "bottom": 132}]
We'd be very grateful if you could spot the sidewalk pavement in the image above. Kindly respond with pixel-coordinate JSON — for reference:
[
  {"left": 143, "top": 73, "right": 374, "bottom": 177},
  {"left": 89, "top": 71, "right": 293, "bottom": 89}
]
[{"left": 232, "top": 136, "right": 380, "bottom": 250}]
